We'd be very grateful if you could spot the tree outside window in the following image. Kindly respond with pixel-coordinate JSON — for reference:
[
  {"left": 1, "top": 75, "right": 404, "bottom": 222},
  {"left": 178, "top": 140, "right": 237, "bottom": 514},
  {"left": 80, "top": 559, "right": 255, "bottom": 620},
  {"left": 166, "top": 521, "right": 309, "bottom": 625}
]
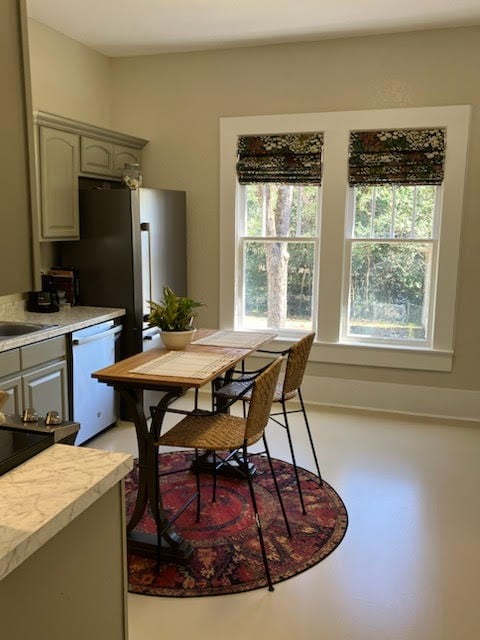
[
  {"left": 240, "top": 183, "right": 319, "bottom": 331},
  {"left": 344, "top": 184, "right": 437, "bottom": 342}
]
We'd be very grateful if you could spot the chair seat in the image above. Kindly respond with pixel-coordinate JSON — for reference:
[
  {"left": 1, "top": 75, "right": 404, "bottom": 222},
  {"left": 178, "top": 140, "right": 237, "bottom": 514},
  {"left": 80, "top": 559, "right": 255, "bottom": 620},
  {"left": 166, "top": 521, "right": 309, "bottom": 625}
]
[
  {"left": 216, "top": 376, "right": 298, "bottom": 403},
  {"left": 157, "top": 413, "right": 261, "bottom": 450}
]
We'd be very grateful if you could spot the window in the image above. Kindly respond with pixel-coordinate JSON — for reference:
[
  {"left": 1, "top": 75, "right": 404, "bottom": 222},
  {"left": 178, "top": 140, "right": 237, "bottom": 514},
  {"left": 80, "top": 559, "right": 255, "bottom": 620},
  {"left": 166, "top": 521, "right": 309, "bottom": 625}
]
[
  {"left": 239, "top": 183, "right": 319, "bottom": 331},
  {"left": 220, "top": 106, "right": 470, "bottom": 371},
  {"left": 235, "top": 132, "right": 322, "bottom": 332},
  {"left": 343, "top": 127, "right": 445, "bottom": 346}
]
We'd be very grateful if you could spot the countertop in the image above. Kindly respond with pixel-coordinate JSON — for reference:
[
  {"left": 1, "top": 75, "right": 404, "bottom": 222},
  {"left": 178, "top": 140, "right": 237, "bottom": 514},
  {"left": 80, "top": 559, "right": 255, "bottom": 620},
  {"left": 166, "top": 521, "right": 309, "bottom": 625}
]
[
  {"left": 0, "top": 444, "right": 132, "bottom": 581},
  {"left": 0, "top": 303, "right": 125, "bottom": 352}
]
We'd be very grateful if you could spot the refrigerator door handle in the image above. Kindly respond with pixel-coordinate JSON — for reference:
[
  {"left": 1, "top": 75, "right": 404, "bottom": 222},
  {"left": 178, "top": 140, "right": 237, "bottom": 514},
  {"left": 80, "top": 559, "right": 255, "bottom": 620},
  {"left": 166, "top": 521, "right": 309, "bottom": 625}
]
[
  {"left": 141, "top": 222, "right": 153, "bottom": 304},
  {"left": 72, "top": 325, "right": 123, "bottom": 346}
]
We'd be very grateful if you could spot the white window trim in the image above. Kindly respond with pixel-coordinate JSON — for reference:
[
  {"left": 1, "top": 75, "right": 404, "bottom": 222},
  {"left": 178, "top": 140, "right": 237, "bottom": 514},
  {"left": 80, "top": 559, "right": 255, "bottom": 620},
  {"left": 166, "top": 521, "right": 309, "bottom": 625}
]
[{"left": 219, "top": 106, "right": 471, "bottom": 372}]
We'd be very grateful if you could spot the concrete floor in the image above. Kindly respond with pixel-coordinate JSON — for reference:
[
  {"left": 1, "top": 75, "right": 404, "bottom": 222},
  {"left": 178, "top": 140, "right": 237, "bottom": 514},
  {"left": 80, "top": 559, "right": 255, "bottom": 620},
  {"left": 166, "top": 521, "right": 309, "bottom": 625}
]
[{"left": 89, "top": 397, "right": 480, "bottom": 640}]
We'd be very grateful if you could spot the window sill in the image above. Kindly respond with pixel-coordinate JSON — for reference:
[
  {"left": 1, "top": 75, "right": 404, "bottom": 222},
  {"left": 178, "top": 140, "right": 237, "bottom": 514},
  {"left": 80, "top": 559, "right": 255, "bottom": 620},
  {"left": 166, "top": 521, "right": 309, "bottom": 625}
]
[{"left": 259, "top": 337, "right": 453, "bottom": 372}]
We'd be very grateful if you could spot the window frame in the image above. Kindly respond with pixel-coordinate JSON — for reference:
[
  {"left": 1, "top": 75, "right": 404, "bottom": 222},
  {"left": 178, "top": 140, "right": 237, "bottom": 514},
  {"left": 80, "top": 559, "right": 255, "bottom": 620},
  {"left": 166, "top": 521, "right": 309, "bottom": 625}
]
[
  {"left": 219, "top": 106, "right": 471, "bottom": 371},
  {"left": 237, "top": 183, "right": 321, "bottom": 336}
]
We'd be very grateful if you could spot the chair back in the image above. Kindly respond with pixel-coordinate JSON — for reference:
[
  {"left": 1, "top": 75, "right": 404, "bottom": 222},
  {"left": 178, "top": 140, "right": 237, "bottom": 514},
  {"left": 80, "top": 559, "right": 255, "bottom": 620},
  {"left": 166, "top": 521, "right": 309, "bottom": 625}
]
[
  {"left": 282, "top": 332, "right": 315, "bottom": 395},
  {"left": 245, "top": 357, "right": 283, "bottom": 442}
]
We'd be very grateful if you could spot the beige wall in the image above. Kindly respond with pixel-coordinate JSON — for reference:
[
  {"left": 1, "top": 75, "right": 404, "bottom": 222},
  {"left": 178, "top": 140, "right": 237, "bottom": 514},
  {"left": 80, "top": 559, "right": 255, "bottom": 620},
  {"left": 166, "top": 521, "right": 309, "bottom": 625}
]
[
  {"left": 27, "top": 19, "right": 111, "bottom": 128},
  {"left": 26, "top": 21, "right": 480, "bottom": 394},
  {"left": 108, "top": 27, "right": 480, "bottom": 393}
]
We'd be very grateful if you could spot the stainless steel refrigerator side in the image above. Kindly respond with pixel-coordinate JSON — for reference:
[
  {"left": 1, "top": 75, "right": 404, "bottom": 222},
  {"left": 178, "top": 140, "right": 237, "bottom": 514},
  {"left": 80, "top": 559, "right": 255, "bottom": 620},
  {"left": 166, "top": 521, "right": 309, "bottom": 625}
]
[
  {"left": 139, "top": 187, "right": 187, "bottom": 314},
  {"left": 139, "top": 188, "right": 187, "bottom": 417}
]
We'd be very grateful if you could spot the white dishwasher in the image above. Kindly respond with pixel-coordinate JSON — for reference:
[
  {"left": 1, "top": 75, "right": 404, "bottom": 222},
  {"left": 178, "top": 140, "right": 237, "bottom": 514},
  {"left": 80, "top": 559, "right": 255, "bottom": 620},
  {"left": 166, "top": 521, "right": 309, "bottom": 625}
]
[{"left": 71, "top": 321, "right": 122, "bottom": 445}]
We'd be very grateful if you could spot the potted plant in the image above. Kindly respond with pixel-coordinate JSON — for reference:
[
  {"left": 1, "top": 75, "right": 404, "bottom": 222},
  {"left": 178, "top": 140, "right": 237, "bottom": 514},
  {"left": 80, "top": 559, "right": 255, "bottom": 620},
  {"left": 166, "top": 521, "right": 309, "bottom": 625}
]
[{"left": 148, "top": 286, "right": 204, "bottom": 350}]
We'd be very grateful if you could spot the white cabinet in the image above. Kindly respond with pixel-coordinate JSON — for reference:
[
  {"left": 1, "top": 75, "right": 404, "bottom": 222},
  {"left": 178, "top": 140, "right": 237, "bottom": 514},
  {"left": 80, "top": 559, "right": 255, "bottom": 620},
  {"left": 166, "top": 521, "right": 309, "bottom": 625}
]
[
  {"left": 81, "top": 136, "right": 114, "bottom": 175},
  {"left": 34, "top": 111, "right": 148, "bottom": 242},
  {"left": 39, "top": 127, "right": 80, "bottom": 240},
  {"left": 113, "top": 145, "right": 141, "bottom": 177},
  {"left": 0, "top": 336, "right": 68, "bottom": 419},
  {"left": 23, "top": 360, "right": 68, "bottom": 419},
  {"left": 81, "top": 138, "right": 141, "bottom": 178}
]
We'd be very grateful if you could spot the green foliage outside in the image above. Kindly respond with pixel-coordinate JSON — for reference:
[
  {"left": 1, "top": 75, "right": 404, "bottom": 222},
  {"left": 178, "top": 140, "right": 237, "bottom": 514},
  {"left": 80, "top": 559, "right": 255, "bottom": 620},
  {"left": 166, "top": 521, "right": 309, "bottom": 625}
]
[
  {"left": 244, "top": 185, "right": 317, "bottom": 325},
  {"left": 242, "top": 183, "right": 436, "bottom": 340},
  {"left": 349, "top": 185, "right": 435, "bottom": 340}
]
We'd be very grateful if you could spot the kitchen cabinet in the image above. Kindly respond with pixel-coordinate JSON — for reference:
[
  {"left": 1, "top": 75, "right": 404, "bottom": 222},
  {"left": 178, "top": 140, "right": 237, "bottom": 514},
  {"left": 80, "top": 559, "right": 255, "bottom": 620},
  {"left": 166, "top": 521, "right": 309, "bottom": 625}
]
[
  {"left": 34, "top": 111, "right": 148, "bottom": 242},
  {"left": 113, "top": 145, "right": 141, "bottom": 177},
  {"left": 0, "top": 336, "right": 68, "bottom": 419},
  {"left": 39, "top": 127, "right": 80, "bottom": 240},
  {"left": 0, "top": 446, "right": 131, "bottom": 640},
  {"left": 81, "top": 136, "right": 114, "bottom": 175},
  {"left": 81, "top": 138, "right": 141, "bottom": 178}
]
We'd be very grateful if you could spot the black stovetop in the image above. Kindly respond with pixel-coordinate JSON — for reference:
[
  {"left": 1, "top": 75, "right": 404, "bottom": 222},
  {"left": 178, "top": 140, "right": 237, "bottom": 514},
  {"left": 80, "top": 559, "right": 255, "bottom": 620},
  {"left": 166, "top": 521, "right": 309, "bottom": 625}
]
[{"left": 0, "top": 427, "right": 54, "bottom": 477}]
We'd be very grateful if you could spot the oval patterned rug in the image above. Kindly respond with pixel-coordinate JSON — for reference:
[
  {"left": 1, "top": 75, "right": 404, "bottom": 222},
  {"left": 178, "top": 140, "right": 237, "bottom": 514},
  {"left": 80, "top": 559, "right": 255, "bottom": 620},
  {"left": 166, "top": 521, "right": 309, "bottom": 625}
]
[{"left": 125, "top": 451, "right": 348, "bottom": 597}]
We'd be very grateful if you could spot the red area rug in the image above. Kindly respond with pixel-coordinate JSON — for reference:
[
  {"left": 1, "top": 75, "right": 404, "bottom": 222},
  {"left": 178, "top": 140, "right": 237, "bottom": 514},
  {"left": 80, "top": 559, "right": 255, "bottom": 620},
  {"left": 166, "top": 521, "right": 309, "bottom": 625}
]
[{"left": 125, "top": 451, "right": 348, "bottom": 597}]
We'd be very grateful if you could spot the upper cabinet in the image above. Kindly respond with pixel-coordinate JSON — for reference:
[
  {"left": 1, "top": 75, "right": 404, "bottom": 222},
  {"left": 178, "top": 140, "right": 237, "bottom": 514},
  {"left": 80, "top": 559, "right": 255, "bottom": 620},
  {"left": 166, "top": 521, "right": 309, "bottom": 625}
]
[
  {"left": 80, "top": 137, "right": 114, "bottom": 176},
  {"left": 81, "top": 137, "right": 142, "bottom": 178},
  {"left": 0, "top": 1, "right": 36, "bottom": 295},
  {"left": 34, "top": 111, "right": 148, "bottom": 241},
  {"left": 39, "top": 127, "right": 80, "bottom": 240}
]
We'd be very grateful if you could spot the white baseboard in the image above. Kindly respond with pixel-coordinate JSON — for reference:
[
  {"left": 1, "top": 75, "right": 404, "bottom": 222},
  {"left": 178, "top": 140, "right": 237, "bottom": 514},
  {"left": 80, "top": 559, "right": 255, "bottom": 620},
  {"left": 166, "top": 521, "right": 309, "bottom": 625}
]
[{"left": 300, "top": 375, "right": 480, "bottom": 423}]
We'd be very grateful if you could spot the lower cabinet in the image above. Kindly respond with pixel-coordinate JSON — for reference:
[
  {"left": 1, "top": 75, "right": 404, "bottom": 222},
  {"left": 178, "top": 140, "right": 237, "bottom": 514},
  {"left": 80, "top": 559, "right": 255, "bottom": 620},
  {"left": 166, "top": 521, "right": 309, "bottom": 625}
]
[
  {"left": 23, "top": 360, "right": 68, "bottom": 418},
  {"left": 0, "top": 481, "right": 129, "bottom": 640},
  {"left": 0, "top": 336, "right": 68, "bottom": 420}
]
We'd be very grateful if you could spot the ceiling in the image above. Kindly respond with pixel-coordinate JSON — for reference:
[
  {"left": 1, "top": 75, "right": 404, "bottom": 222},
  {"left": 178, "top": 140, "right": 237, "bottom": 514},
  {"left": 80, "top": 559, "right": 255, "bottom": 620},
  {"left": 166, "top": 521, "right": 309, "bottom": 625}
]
[{"left": 26, "top": 0, "right": 480, "bottom": 57}]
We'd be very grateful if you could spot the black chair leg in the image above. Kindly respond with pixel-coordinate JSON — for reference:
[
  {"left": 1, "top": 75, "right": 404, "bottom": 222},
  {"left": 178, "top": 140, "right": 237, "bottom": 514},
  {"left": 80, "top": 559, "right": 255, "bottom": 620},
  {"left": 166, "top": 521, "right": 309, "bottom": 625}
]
[
  {"left": 298, "top": 389, "right": 323, "bottom": 486},
  {"left": 243, "top": 442, "right": 274, "bottom": 592},
  {"left": 281, "top": 398, "right": 307, "bottom": 514},
  {"left": 262, "top": 434, "right": 291, "bottom": 537}
]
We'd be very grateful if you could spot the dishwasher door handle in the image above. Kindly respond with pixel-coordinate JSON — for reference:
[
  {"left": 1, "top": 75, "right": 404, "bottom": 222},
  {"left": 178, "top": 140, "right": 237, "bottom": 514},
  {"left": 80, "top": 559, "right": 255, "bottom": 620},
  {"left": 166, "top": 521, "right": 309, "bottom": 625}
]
[
  {"left": 72, "top": 325, "right": 123, "bottom": 346},
  {"left": 143, "top": 331, "right": 161, "bottom": 341}
]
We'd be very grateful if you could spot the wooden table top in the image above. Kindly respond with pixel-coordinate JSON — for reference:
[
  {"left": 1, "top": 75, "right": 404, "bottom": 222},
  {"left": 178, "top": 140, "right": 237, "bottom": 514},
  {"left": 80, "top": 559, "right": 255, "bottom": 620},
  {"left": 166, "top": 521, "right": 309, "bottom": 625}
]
[{"left": 92, "top": 329, "right": 274, "bottom": 391}]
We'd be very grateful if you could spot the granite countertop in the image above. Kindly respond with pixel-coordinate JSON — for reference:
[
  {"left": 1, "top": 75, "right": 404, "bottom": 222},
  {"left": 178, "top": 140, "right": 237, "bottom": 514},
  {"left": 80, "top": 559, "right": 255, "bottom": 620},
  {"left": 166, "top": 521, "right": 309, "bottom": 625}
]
[
  {"left": 0, "top": 303, "right": 125, "bottom": 352},
  {"left": 0, "top": 444, "right": 132, "bottom": 581}
]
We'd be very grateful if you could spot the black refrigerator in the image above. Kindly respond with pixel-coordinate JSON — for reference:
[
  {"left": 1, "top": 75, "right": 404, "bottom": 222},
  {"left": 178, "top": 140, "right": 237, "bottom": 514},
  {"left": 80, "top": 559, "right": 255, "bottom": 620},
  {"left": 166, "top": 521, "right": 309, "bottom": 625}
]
[{"left": 60, "top": 182, "right": 186, "bottom": 360}]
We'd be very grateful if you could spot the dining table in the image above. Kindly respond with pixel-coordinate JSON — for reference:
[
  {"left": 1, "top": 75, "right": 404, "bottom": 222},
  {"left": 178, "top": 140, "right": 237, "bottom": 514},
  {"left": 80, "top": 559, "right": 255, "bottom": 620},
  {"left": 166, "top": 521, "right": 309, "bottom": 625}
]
[{"left": 92, "top": 328, "right": 276, "bottom": 562}]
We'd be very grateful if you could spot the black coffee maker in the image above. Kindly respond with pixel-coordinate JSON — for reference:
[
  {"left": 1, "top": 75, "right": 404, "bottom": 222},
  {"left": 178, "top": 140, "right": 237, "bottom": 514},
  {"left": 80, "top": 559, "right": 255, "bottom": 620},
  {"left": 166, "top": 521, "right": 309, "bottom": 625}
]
[{"left": 27, "top": 275, "right": 60, "bottom": 313}]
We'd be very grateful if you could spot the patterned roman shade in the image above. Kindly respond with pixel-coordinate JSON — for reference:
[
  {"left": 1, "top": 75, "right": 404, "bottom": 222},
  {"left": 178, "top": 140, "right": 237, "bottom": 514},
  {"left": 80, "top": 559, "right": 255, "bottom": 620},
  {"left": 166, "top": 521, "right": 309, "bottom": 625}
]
[
  {"left": 348, "top": 128, "right": 446, "bottom": 186},
  {"left": 236, "top": 133, "right": 323, "bottom": 185}
]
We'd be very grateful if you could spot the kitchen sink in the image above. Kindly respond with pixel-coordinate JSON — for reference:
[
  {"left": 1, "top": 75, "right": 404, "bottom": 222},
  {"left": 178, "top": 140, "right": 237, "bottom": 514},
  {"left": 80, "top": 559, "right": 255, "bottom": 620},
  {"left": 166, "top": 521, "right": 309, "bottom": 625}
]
[{"left": 0, "top": 321, "right": 57, "bottom": 339}]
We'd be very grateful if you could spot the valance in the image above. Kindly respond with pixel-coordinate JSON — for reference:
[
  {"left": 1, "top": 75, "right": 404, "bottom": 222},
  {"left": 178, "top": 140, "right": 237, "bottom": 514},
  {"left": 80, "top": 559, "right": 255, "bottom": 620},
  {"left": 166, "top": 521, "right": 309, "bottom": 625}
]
[
  {"left": 236, "top": 133, "right": 323, "bottom": 185},
  {"left": 348, "top": 128, "right": 445, "bottom": 186}
]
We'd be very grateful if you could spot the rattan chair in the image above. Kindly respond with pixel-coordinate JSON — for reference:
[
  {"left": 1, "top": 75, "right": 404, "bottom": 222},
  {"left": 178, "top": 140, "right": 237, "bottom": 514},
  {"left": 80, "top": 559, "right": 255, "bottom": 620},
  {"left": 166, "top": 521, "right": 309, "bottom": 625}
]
[
  {"left": 214, "top": 332, "right": 321, "bottom": 515},
  {"left": 156, "top": 357, "right": 289, "bottom": 591}
]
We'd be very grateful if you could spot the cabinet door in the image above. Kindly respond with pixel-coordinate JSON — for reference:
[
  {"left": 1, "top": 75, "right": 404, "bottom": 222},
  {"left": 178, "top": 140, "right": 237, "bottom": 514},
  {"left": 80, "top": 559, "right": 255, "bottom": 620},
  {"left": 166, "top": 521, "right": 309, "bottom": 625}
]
[
  {"left": 39, "top": 127, "right": 80, "bottom": 240},
  {"left": 113, "top": 145, "right": 141, "bottom": 178},
  {"left": 81, "top": 136, "right": 114, "bottom": 176},
  {"left": 22, "top": 360, "right": 68, "bottom": 419},
  {"left": 0, "top": 375, "right": 22, "bottom": 415}
]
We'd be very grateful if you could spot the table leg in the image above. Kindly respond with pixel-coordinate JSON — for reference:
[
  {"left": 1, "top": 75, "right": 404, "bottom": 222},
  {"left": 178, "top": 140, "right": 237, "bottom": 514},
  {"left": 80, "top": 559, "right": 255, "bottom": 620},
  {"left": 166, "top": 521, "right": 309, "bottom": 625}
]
[{"left": 121, "top": 386, "right": 193, "bottom": 562}]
